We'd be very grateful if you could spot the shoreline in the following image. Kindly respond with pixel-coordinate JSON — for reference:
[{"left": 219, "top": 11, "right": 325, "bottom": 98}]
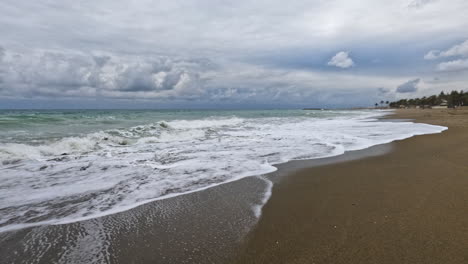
[
  {"left": 234, "top": 108, "right": 468, "bottom": 263},
  {"left": 0, "top": 111, "right": 396, "bottom": 234},
  {"left": 0, "top": 131, "right": 398, "bottom": 264},
  {"left": 0, "top": 109, "right": 460, "bottom": 263}
]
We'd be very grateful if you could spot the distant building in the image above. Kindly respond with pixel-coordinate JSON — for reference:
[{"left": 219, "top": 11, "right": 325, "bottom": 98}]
[{"left": 433, "top": 99, "right": 448, "bottom": 109}]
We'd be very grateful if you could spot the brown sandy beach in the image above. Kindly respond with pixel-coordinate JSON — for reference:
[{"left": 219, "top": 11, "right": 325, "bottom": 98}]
[
  {"left": 234, "top": 108, "right": 468, "bottom": 264},
  {"left": 1, "top": 109, "right": 467, "bottom": 264}
]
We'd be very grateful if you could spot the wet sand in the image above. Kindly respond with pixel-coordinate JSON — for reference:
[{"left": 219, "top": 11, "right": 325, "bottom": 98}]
[
  {"left": 234, "top": 108, "right": 468, "bottom": 264},
  {"left": 0, "top": 175, "right": 271, "bottom": 264},
  {"left": 0, "top": 144, "right": 394, "bottom": 264},
  {"left": 1, "top": 109, "right": 466, "bottom": 264}
]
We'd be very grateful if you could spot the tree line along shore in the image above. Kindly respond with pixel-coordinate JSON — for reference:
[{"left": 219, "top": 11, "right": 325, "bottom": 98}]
[{"left": 388, "top": 90, "right": 468, "bottom": 109}]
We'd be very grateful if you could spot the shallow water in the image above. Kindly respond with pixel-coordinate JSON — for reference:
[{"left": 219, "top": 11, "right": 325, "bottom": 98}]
[{"left": 0, "top": 109, "right": 447, "bottom": 232}]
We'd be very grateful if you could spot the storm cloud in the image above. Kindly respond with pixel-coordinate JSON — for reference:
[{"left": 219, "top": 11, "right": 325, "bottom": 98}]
[
  {"left": 396, "top": 79, "right": 420, "bottom": 93},
  {"left": 1, "top": 0, "right": 468, "bottom": 108},
  {"left": 0, "top": 49, "right": 207, "bottom": 99}
]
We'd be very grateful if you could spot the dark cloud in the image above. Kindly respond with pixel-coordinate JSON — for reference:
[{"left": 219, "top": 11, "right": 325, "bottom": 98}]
[
  {"left": 377, "top": 87, "right": 391, "bottom": 95},
  {"left": 396, "top": 78, "right": 420, "bottom": 93},
  {"left": 92, "top": 55, "right": 111, "bottom": 67},
  {"left": 0, "top": 46, "right": 4, "bottom": 61},
  {"left": 0, "top": 49, "right": 206, "bottom": 99},
  {"left": 114, "top": 66, "right": 188, "bottom": 92},
  {"left": 0, "top": 47, "right": 4, "bottom": 86},
  {"left": 1, "top": 1, "right": 468, "bottom": 108}
]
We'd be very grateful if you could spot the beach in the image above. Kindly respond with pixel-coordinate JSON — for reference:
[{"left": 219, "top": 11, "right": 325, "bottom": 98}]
[
  {"left": 0, "top": 108, "right": 465, "bottom": 263},
  {"left": 2, "top": 0, "right": 468, "bottom": 263},
  {"left": 234, "top": 108, "right": 468, "bottom": 263}
]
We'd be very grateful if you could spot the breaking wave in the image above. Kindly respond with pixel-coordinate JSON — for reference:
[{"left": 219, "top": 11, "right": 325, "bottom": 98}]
[{"left": 0, "top": 111, "right": 447, "bottom": 232}]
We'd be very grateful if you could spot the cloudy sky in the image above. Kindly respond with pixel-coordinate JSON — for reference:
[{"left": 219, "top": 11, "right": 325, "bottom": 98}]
[{"left": 0, "top": 0, "right": 467, "bottom": 109}]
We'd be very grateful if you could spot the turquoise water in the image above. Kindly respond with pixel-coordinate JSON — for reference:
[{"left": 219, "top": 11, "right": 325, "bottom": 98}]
[
  {"left": 0, "top": 109, "right": 447, "bottom": 232},
  {"left": 0, "top": 109, "right": 359, "bottom": 144}
]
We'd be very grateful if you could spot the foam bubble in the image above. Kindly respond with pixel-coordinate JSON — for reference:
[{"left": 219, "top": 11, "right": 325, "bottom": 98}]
[
  {"left": 252, "top": 176, "right": 273, "bottom": 218},
  {"left": 0, "top": 110, "right": 447, "bottom": 232}
]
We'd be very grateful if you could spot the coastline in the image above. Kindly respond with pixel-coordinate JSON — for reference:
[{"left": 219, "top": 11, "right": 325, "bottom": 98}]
[
  {"left": 0, "top": 109, "right": 463, "bottom": 263},
  {"left": 0, "top": 174, "right": 271, "bottom": 264},
  {"left": 234, "top": 108, "right": 468, "bottom": 263},
  {"left": 0, "top": 139, "right": 394, "bottom": 264}
]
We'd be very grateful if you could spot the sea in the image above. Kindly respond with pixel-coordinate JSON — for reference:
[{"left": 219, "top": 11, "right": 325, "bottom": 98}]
[{"left": 0, "top": 109, "right": 447, "bottom": 233}]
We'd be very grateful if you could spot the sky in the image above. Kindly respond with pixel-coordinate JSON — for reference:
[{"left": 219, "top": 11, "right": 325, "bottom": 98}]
[{"left": 0, "top": 0, "right": 467, "bottom": 109}]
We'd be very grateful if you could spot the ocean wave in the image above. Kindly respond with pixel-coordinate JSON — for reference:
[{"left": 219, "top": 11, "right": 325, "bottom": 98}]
[{"left": 0, "top": 111, "right": 447, "bottom": 232}]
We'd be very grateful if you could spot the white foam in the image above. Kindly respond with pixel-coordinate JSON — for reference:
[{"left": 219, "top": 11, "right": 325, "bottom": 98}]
[
  {"left": 168, "top": 117, "right": 244, "bottom": 129},
  {"left": 252, "top": 176, "right": 274, "bottom": 218},
  {"left": 0, "top": 110, "right": 447, "bottom": 232}
]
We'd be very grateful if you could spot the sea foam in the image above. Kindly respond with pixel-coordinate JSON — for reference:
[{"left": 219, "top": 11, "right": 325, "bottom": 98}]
[{"left": 0, "top": 110, "right": 447, "bottom": 232}]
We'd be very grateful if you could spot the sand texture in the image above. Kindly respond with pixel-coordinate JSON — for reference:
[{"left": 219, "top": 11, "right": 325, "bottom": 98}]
[{"left": 234, "top": 108, "right": 468, "bottom": 264}]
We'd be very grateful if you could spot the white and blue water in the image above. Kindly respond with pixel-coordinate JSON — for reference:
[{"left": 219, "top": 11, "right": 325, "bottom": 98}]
[{"left": 0, "top": 109, "right": 447, "bottom": 232}]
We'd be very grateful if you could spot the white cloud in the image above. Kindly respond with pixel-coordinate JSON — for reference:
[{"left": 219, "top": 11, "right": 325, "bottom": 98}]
[
  {"left": 408, "top": 0, "right": 437, "bottom": 9},
  {"left": 425, "top": 40, "right": 468, "bottom": 72},
  {"left": 0, "top": 47, "right": 415, "bottom": 107},
  {"left": 1, "top": 0, "right": 468, "bottom": 58},
  {"left": 436, "top": 58, "right": 468, "bottom": 72},
  {"left": 424, "top": 39, "right": 468, "bottom": 60},
  {"left": 1, "top": 0, "right": 468, "bottom": 107},
  {"left": 440, "top": 40, "right": 468, "bottom": 57},
  {"left": 424, "top": 50, "right": 440, "bottom": 60},
  {"left": 327, "top": 51, "right": 354, "bottom": 68},
  {"left": 0, "top": 48, "right": 206, "bottom": 99}
]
